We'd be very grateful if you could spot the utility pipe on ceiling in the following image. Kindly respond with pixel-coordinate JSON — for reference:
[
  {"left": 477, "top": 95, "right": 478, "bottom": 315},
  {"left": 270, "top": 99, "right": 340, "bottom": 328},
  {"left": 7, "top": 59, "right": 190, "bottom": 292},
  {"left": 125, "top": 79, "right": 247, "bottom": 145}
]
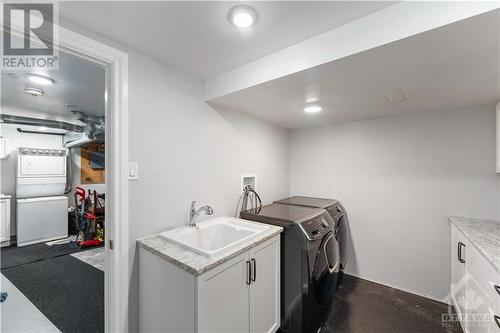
[{"left": 0, "top": 114, "right": 84, "bottom": 132}]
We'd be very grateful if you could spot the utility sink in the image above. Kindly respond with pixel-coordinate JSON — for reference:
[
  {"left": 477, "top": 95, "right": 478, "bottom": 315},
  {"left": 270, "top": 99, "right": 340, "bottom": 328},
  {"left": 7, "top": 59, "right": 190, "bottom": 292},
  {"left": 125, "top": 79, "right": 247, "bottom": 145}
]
[{"left": 159, "top": 216, "right": 270, "bottom": 258}]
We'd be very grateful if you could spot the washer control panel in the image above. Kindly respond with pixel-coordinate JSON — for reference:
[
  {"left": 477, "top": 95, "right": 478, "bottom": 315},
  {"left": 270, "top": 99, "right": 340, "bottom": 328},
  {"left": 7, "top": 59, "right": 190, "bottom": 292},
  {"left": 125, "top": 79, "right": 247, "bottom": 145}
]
[
  {"left": 19, "top": 147, "right": 66, "bottom": 156},
  {"left": 299, "top": 212, "right": 334, "bottom": 240}
]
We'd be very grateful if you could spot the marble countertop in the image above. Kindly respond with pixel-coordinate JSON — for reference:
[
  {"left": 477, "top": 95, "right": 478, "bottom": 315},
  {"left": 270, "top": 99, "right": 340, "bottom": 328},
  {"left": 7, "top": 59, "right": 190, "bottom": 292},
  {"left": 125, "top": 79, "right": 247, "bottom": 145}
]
[
  {"left": 450, "top": 216, "right": 500, "bottom": 273},
  {"left": 137, "top": 220, "right": 283, "bottom": 276}
]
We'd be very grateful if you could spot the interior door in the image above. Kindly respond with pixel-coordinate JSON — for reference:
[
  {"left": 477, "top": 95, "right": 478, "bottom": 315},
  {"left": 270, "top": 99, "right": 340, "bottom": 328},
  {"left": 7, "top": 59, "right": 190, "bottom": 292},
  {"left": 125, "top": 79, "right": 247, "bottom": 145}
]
[
  {"left": 249, "top": 236, "right": 280, "bottom": 333},
  {"left": 451, "top": 224, "right": 468, "bottom": 318},
  {"left": 197, "top": 252, "right": 250, "bottom": 333}
]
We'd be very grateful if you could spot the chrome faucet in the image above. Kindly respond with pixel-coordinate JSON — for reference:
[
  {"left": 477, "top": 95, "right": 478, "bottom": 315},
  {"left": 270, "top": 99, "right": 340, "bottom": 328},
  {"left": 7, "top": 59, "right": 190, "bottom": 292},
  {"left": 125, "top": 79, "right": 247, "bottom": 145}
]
[{"left": 189, "top": 201, "right": 214, "bottom": 227}]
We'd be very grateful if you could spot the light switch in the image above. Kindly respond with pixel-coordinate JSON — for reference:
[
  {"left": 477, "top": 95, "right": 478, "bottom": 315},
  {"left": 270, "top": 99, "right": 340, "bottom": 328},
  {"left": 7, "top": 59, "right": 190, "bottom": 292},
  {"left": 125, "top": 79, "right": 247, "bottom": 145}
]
[{"left": 129, "top": 162, "right": 139, "bottom": 180}]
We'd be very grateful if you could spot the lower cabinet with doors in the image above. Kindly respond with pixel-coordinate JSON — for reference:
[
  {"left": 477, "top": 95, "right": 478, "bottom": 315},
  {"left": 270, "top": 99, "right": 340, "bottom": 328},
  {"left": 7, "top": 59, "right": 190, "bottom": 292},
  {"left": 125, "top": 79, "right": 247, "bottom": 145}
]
[
  {"left": 139, "top": 234, "right": 281, "bottom": 333},
  {"left": 451, "top": 221, "right": 500, "bottom": 333},
  {"left": 0, "top": 194, "right": 11, "bottom": 247}
]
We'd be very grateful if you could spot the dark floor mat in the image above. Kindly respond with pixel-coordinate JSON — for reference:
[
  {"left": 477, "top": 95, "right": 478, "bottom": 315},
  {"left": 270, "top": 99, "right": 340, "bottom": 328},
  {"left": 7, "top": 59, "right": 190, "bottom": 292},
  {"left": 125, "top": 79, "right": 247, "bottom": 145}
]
[
  {"left": 323, "top": 274, "right": 463, "bottom": 333},
  {"left": 2, "top": 255, "right": 104, "bottom": 333},
  {"left": 1, "top": 240, "right": 102, "bottom": 269}
]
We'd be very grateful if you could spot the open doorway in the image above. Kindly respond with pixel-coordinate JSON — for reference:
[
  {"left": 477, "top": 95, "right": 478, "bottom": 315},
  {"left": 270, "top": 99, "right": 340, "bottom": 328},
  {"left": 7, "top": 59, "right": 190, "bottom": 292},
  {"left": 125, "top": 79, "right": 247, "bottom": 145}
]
[{"left": 1, "top": 50, "right": 107, "bottom": 332}]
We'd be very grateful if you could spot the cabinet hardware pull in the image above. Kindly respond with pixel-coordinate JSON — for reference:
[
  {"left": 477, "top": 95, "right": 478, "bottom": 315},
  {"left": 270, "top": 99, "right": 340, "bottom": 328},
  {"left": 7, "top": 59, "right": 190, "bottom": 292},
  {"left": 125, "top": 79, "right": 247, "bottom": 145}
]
[
  {"left": 494, "top": 285, "right": 500, "bottom": 296},
  {"left": 251, "top": 258, "right": 256, "bottom": 282},
  {"left": 458, "top": 242, "right": 466, "bottom": 263},
  {"left": 246, "top": 261, "right": 251, "bottom": 285},
  {"left": 494, "top": 315, "right": 500, "bottom": 328}
]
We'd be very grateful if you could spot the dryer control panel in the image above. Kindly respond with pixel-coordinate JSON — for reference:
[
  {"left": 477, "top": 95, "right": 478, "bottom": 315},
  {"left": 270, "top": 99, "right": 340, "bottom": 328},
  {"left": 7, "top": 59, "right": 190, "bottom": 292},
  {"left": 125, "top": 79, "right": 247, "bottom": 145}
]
[
  {"left": 326, "top": 204, "right": 344, "bottom": 220},
  {"left": 298, "top": 212, "right": 334, "bottom": 241},
  {"left": 19, "top": 147, "right": 66, "bottom": 156}
]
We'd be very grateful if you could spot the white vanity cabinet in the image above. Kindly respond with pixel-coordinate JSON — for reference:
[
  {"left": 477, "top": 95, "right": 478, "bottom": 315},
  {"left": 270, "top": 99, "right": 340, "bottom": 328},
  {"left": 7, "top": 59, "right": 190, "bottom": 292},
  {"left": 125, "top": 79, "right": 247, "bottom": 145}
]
[
  {"left": 451, "top": 223, "right": 500, "bottom": 333},
  {"left": 139, "top": 234, "right": 280, "bottom": 333}
]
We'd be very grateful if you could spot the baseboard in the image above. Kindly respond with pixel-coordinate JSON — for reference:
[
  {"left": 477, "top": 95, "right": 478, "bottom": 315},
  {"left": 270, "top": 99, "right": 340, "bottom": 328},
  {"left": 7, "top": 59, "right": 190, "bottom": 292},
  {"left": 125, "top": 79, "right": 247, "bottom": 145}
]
[
  {"left": 344, "top": 270, "right": 451, "bottom": 305},
  {"left": 17, "top": 234, "right": 69, "bottom": 247}
]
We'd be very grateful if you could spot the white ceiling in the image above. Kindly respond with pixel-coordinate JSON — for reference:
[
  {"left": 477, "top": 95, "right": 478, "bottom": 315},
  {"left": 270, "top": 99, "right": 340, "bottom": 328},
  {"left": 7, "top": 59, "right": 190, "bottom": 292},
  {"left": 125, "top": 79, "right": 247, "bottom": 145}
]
[
  {"left": 1, "top": 50, "right": 106, "bottom": 122},
  {"left": 208, "top": 10, "right": 500, "bottom": 129},
  {"left": 59, "top": 1, "right": 396, "bottom": 79}
]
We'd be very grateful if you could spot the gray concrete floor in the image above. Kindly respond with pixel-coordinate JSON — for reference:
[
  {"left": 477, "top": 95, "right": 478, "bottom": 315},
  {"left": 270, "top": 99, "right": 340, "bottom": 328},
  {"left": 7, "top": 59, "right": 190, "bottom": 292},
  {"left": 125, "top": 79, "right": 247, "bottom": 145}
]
[{"left": 323, "top": 274, "right": 463, "bottom": 333}]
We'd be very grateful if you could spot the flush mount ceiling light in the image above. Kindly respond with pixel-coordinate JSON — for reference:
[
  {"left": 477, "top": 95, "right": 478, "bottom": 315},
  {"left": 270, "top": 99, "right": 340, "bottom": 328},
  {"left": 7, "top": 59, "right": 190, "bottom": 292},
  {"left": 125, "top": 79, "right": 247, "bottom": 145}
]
[
  {"left": 304, "top": 105, "right": 322, "bottom": 114},
  {"left": 27, "top": 73, "right": 55, "bottom": 85},
  {"left": 24, "top": 87, "right": 44, "bottom": 97},
  {"left": 228, "top": 5, "right": 258, "bottom": 28}
]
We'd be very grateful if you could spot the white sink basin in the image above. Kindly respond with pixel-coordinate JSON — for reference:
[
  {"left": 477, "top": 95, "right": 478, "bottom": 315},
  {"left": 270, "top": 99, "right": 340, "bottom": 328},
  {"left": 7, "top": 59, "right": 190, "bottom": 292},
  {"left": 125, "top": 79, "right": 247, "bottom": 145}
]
[{"left": 159, "top": 216, "right": 270, "bottom": 258}]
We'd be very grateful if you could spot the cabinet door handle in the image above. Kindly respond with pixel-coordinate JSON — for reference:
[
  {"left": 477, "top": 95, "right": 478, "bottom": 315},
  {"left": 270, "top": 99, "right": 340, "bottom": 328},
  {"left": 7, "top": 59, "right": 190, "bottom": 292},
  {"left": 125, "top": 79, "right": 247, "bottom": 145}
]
[
  {"left": 494, "top": 315, "right": 500, "bottom": 329},
  {"left": 494, "top": 285, "right": 500, "bottom": 296},
  {"left": 251, "top": 258, "right": 256, "bottom": 282},
  {"left": 246, "top": 261, "right": 251, "bottom": 285},
  {"left": 458, "top": 242, "right": 466, "bottom": 263}
]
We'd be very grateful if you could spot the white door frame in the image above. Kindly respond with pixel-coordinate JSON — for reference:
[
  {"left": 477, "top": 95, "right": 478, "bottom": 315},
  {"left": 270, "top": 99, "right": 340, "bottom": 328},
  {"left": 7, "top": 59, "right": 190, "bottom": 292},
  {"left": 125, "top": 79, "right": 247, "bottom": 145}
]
[{"left": 2, "top": 20, "right": 130, "bottom": 333}]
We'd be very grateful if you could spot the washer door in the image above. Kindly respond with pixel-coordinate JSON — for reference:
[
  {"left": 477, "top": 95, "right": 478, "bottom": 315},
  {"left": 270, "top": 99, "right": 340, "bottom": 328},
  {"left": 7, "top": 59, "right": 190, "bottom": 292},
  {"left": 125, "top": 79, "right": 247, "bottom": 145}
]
[{"left": 312, "top": 232, "right": 340, "bottom": 305}]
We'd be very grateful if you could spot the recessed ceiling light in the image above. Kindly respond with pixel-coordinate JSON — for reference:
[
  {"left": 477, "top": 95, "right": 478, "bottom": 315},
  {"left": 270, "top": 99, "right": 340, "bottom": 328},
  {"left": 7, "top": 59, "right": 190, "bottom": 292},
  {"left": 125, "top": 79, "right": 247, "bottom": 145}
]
[
  {"left": 385, "top": 89, "right": 408, "bottom": 103},
  {"left": 304, "top": 105, "right": 322, "bottom": 114},
  {"left": 24, "top": 87, "right": 44, "bottom": 97},
  {"left": 27, "top": 74, "right": 54, "bottom": 85},
  {"left": 228, "top": 6, "right": 258, "bottom": 28}
]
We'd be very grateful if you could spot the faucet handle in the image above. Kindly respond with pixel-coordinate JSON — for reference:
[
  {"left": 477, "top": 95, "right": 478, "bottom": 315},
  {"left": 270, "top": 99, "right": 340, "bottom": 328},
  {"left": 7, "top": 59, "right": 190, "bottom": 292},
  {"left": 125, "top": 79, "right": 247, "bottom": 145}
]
[{"left": 190, "top": 201, "right": 196, "bottom": 210}]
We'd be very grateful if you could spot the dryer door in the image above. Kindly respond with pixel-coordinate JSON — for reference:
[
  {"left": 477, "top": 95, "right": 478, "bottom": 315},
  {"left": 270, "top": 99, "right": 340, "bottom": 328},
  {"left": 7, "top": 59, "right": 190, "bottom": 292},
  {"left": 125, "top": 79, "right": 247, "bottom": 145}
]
[
  {"left": 337, "top": 214, "right": 349, "bottom": 271},
  {"left": 312, "top": 232, "right": 340, "bottom": 305}
]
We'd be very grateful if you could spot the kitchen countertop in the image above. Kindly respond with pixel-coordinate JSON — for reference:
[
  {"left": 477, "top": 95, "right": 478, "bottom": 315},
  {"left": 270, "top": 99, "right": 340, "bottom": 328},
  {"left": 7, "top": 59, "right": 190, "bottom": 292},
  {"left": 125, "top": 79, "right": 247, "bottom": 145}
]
[
  {"left": 137, "top": 220, "right": 283, "bottom": 276},
  {"left": 450, "top": 216, "right": 500, "bottom": 273}
]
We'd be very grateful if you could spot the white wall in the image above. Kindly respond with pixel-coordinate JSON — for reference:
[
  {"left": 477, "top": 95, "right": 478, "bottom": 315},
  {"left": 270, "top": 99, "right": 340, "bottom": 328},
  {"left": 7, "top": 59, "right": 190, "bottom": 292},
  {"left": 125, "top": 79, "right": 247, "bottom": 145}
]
[
  {"left": 126, "top": 51, "right": 289, "bottom": 331},
  {"left": 289, "top": 106, "right": 500, "bottom": 301}
]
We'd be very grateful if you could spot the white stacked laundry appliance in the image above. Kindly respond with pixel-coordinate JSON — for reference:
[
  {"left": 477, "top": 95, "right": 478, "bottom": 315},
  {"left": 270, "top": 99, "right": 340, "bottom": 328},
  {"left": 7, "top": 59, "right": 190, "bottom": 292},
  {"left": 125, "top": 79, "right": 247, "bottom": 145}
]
[{"left": 16, "top": 147, "right": 68, "bottom": 247}]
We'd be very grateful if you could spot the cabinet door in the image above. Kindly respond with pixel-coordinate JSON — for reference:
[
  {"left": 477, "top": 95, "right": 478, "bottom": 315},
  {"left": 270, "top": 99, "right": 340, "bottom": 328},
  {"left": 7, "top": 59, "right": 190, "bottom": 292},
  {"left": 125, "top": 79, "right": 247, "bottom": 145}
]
[
  {"left": 0, "top": 199, "right": 10, "bottom": 242},
  {"left": 490, "top": 266, "right": 500, "bottom": 332},
  {"left": 197, "top": 251, "right": 250, "bottom": 333},
  {"left": 468, "top": 245, "right": 494, "bottom": 333},
  {"left": 467, "top": 277, "right": 492, "bottom": 333},
  {"left": 249, "top": 236, "right": 280, "bottom": 333},
  {"left": 451, "top": 224, "right": 468, "bottom": 318}
]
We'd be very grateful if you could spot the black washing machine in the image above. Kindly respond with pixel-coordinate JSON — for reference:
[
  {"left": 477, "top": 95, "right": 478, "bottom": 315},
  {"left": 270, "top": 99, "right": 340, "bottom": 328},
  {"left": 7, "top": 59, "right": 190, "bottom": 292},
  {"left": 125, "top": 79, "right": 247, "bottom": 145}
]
[
  {"left": 240, "top": 203, "right": 340, "bottom": 333},
  {"left": 274, "top": 196, "right": 349, "bottom": 288}
]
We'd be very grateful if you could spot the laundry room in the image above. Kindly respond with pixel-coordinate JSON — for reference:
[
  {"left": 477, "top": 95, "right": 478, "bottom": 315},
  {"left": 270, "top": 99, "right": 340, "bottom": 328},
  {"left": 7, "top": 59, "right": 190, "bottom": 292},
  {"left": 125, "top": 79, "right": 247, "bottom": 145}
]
[
  {"left": 1, "top": 49, "right": 106, "bottom": 332},
  {"left": 1, "top": 2, "right": 500, "bottom": 333}
]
